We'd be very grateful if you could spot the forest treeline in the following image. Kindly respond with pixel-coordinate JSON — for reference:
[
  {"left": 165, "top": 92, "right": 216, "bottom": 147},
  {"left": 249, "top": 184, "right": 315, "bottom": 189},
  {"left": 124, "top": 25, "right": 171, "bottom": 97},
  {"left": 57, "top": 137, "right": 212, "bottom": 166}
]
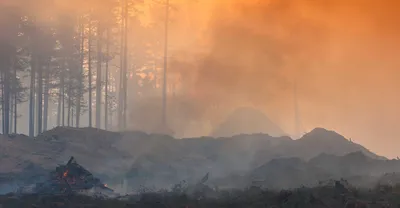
[{"left": 0, "top": 0, "right": 171, "bottom": 136}]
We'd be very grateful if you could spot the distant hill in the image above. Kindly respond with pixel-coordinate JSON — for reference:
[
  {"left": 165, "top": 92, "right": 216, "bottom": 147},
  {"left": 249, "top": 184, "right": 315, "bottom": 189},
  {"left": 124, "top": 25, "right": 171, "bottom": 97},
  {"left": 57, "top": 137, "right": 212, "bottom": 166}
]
[
  {"left": 246, "top": 151, "right": 400, "bottom": 189},
  {"left": 295, "top": 128, "right": 386, "bottom": 160},
  {"left": 0, "top": 126, "right": 386, "bottom": 190},
  {"left": 251, "top": 128, "right": 384, "bottom": 167},
  {"left": 210, "top": 107, "right": 287, "bottom": 138}
]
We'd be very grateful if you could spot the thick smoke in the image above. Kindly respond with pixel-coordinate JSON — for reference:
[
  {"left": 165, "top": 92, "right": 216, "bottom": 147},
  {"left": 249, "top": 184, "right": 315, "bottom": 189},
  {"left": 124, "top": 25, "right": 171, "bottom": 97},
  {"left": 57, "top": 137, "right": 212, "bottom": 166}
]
[
  {"left": 4, "top": 0, "right": 399, "bottom": 157},
  {"left": 141, "top": 0, "right": 400, "bottom": 157}
]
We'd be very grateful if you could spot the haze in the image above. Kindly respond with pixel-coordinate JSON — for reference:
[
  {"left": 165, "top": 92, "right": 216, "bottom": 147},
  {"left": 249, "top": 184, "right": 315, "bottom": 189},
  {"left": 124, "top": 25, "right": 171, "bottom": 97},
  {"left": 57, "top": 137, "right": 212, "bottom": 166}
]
[
  {"left": 2, "top": 0, "right": 400, "bottom": 158},
  {"left": 158, "top": 0, "right": 400, "bottom": 158}
]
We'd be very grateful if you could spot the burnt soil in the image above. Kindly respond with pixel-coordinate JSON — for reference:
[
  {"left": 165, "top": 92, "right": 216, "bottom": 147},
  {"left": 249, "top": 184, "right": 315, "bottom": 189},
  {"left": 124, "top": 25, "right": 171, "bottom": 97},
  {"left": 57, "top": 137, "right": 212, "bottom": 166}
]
[{"left": 1, "top": 184, "right": 400, "bottom": 208}]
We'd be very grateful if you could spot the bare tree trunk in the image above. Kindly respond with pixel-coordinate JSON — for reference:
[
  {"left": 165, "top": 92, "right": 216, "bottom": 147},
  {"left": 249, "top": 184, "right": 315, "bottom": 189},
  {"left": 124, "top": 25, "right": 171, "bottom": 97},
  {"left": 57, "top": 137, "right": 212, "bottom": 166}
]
[
  {"left": 9, "top": 57, "right": 15, "bottom": 134},
  {"left": 57, "top": 76, "right": 61, "bottom": 126},
  {"left": 43, "top": 64, "right": 49, "bottom": 132},
  {"left": 9, "top": 89, "right": 13, "bottom": 134},
  {"left": 1, "top": 71, "right": 4, "bottom": 134},
  {"left": 123, "top": 0, "right": 128, "bottom": 130},
  {"left": 110, "top": 110, "right": 113, "bottom": 129},
  {"left": 76, "top": 15, "right": 84, "bottom": 128},
  {"left": 104, "top": 27, "right": 109, "bottom": 130},
  {"left": 88, "top": 17, "right": 93, "bottom": 127},
  {"left": 37, "top": 60, "right": 43, "bottom": 134},
  {"left": 118, "top": 0, "right": 128, "bottom": 130},
  {"left": 60, "top": 62, "right": 65, "bottom": 126},
  {"left": 62, "top": 73, "right": 65, "bottom": 126},
  {"left": 162, "top": 0, "right": 170, "bottom": 127},
  {"left": 118, "top": 3, "right": 125, "bottom": 131},
  {"left": 29, "top": 49, "right": 36, "bottom": 136},
  {"left": 96, "top": 21, "right": 102, "bottom": 129},
  {"left": 3, "top": 59, "right": 10, "bottom": 135},
  {"left": 71, "top": 107, "right": 74, "bottom": 127},
  {"left": 67, "top": 68, "right": 72, "bottom": 127},
  {"left": 13, "top": 59, "right": 17, "bottom": 133}
]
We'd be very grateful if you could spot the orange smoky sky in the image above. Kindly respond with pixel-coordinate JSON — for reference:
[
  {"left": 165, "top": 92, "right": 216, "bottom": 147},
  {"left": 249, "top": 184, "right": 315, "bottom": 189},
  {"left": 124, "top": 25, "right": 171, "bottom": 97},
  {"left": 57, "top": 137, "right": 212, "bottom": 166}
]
[
  {"left": 162, "top": 0, "right": 400, "bottom": 158},
  {"left": 3, "top": 0, "right": 400, "bottom": 158}
]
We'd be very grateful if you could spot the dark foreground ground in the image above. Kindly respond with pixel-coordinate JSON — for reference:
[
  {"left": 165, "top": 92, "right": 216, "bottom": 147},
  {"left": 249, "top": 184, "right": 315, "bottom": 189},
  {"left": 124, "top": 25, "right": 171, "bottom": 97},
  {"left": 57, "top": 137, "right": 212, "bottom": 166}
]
[{"left": 0, "top": 185, "right": 399, "bottom": 208}]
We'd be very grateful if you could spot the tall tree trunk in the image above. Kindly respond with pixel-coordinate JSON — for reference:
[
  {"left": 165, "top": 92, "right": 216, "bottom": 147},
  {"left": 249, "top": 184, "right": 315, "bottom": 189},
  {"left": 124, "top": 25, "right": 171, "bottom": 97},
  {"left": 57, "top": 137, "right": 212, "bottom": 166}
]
[
  {"left": 9, "top": 56, "right": 15, "bottom": 134},
  {"left": 43, "top": 63, "right": 49, "bottom": 132},
  {"left": 123, "top": 0, "right": 128, "bottom": 130},
  {"left": 37, "top": 60, "right": 43, "bottom": 134},
  {"left": 8, "top": 95, "right": 14, "bottom": 133},
  {"left": 110, "top": 110, "right": 113, "bottom": 129},
  {"left": 3, "top": 58, "right": 10, "bottom": 135},
  {"left": 88, "top": 17, "right": 93, "bottom": 127},
  {"left": 96, "top": 21, "right": 102, "bottom": 129},
  {"left": 59, "top": 63, "right": 65, "bottom": 126},
  {"left": 118, "top": 1, "right": 125, "bottom": 131},
  {"left": 71, "top": 107, "right": 74, "bottom": 127},
  {"left": 57, "top": 74, "right": 62, "bottom": 126},
  {"left": 13, "top": 58, "right": 17, "bottom": 133},
  {"left": 29, "top": 49, "right": 36, "bottom": 136},
  {"left": 104, "top": 27, "right": 109, "bottom": 130},
  {"left": 76, "top": 15, "right": 84, "bottom": 128},
  {"left": 62, "top": 68, "right": 65, "bottom": 126},
  {"left": 162, "top": 0, "right": 170, "bottom": 127},
  {"left": 9, "top": 76, "right": 12, "bottom": 134},
  {"left": 1, "top": 71, "right": 4, "bottom": 134},
  {"left": 118, "top": 0, "right": 129, "bottom": 130},
  {"left": 9, "top": 86, "right": 13, "bottom": 134},
  {"left": 67, "top": 68, "right": 72, "bottom": 127}
]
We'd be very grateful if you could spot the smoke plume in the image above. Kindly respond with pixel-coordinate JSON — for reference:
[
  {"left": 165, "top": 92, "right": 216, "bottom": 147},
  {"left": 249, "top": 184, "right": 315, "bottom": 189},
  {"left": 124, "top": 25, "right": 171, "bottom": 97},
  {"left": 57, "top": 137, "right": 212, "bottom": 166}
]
[{"left": 144, "top": 0, "right": 400, "bottom": 157}]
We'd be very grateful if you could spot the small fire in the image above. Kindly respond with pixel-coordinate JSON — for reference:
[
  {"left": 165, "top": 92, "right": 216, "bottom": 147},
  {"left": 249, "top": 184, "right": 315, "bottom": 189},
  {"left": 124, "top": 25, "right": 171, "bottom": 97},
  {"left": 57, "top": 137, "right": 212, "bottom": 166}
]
[
  {"left": 104, "top": 184, "right": 108, "bottom": 187},
  {"left": 63, "top": 170, "right": 69, "bottom": 177}
]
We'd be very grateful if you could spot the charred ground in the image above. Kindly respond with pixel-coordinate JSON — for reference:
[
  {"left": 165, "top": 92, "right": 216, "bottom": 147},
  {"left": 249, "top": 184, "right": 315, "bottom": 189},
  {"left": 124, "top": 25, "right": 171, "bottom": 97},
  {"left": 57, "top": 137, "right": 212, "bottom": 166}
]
[
  {"left": 0, "top": 127, "right": 387, "bottom": 192},
  {"left": 1, "top": 127, "right": 400, "bottom": 207},
  {"left": 1, "top": 182, "right": 400, "bottom": 208}
]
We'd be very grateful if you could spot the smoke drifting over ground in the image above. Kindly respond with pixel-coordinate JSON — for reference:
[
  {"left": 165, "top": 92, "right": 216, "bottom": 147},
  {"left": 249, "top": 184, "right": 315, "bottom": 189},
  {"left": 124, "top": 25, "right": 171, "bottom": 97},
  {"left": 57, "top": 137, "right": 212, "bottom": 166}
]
[
  {"left": 150, "top": 0, "right": 400, "bottom": 157},
  {"left": 5, "top": 0, "right": 398, "bottom": 157}
]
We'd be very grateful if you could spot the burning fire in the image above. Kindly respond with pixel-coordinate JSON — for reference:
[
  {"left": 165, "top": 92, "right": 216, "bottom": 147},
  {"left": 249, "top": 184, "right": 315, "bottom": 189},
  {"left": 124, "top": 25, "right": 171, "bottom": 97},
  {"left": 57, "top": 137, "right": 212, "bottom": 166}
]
[{"left": 63, "top": 170, "right": 69, "bottom": 178}]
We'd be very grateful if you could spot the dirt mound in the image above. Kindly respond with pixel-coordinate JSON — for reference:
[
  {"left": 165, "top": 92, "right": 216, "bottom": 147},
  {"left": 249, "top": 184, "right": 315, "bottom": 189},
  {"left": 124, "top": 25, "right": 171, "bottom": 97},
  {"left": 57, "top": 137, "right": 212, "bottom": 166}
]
[
  {"left": 0, "top": 127, "right": 127, "bottom": 178},
  {"left": 248, "top": 152, "right": 400, "bottom": 190},
  {"left": 310, "top": 152, "right": 400, "bottom": 178},
  {"left": 249, "top": 157, "right": 332, "bottom": 189},
  {"left": 0, "top": 126, "right": 387, "bottom": 190},
  {"left": 34, "top": 127, "right": 127, "bottom": 176},
  {"left": 0, "top": 133, "right": 56, "bottom": 173},
  {"left": 252, "top": 128, "right": 384, "bottom": 167},
  {"left": 295, "top": 128, "right": 385, "bottom": 160}
]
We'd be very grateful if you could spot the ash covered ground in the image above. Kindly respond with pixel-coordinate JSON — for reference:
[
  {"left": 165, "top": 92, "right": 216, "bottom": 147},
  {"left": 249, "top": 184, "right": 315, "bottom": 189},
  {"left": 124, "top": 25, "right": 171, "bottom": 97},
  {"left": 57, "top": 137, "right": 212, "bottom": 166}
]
[{"left": 1, "top": 127, "right": 400, "bottom": 207}]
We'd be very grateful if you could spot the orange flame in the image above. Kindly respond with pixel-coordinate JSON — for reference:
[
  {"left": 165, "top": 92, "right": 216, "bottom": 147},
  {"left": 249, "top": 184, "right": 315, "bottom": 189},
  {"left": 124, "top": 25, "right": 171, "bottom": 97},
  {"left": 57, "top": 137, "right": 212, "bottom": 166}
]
[{"left": 63, "top": 170, "right": 69, "bottom": 177}]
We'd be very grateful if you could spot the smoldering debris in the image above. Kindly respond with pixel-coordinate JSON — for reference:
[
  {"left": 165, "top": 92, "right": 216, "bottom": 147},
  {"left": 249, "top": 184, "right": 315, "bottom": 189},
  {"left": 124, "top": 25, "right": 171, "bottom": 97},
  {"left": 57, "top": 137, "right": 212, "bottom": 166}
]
[{"left": 33, "top": 157, "right": 113, "bottom": 196}]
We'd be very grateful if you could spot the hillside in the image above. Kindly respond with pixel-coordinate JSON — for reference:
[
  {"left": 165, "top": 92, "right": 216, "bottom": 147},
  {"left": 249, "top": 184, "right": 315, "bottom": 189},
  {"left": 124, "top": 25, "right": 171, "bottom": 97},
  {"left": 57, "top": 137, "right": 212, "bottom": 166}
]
[
  {"left": 249, "top": 157, "right": 331, "bottom": 189},
  {"left": 251, "top": 128, "right": 384, "bottom": 167},
  {"left": 0, "top": 127, "right": 385, "bottom": 190},
  {"left": 295, "top": 128, "right": 385, "bottom": 160},
  {"left": 309, "top": 151, "right": 400, "bottom": 177},
  {"left": 244, "top": 151, "right": 400, "bottom": 190}
]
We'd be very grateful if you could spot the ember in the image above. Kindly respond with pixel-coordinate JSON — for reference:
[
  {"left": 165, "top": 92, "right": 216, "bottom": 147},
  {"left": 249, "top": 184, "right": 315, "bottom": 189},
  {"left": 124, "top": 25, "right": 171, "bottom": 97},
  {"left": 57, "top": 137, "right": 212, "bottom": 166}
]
[{"left": 34, "top": 156, "right": 113, "bottom": 194}]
